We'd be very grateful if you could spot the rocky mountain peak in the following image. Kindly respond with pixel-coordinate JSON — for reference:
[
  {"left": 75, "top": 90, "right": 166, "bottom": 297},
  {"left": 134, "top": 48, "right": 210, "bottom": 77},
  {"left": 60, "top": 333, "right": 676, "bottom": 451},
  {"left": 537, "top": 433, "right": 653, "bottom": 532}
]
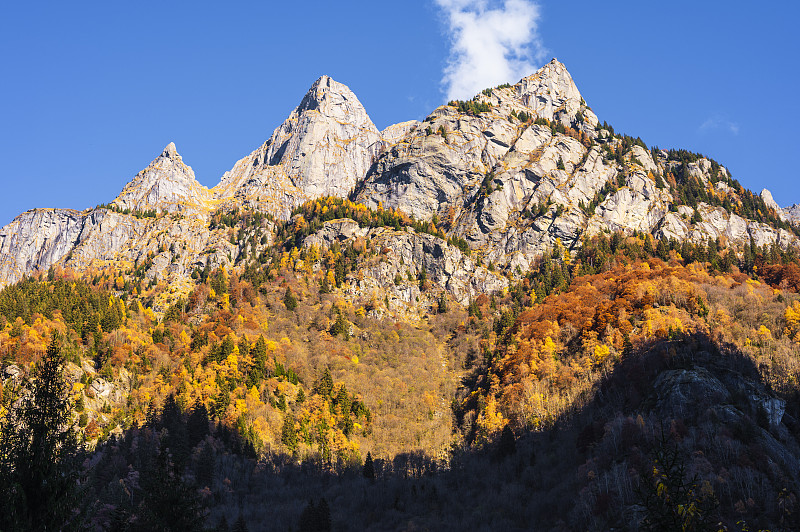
[
  {"left": 294, "top": 75, "right": 371, "bottom": 124},
  {"left": 761, "top": 188, "right": 780, "bottom": 211},
  {"left": 762, "top": 188, "right": 796, "bottom": 223},
  {"left": 143, "top": 142, "right": 192, "bottom": 177},
  {"left": 515, "top": 58, "right": 596, "bottom": 128},
  {"left": 212, "top": 75, "right": 382, "bottom": 217},
  {"left": 162, "top": 141, "right": 178, "bottom": 158},
  {"left": 112, "top": 143, "right": 210, "bottom": 215}
]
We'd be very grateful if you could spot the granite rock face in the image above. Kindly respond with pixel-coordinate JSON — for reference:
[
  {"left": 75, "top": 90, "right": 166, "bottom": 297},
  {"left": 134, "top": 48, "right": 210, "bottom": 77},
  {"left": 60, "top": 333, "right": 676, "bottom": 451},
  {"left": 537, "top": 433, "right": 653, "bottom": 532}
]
[
  {"left": 787, "top": 204, "right": 800, "bottom": 224},
  {"left": 213, "top": 75, "right": 383, "bottom": 219},
  {"left": 112, "top": 143, "right": 211, "bottom": 215},
  {"left": 0, "top": 209, "right": 89, "bottom": 285},
  {"left": 763, "top": 188, "right": 800, "bottom": 224},
  {"left": 1, "top": 60, "right": 798, "bottom": 299},
  {"left": 761, "top": 189, "right": 784, "bottom": 220},
  {"left": 303, "top": 220, "right": 508, "bottom": 307}
]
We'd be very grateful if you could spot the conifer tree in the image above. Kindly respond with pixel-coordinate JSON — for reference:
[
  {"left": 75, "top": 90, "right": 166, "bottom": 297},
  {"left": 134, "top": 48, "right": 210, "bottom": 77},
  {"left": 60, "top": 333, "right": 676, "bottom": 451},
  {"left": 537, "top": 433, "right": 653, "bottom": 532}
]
[
  {"left": 498, "top": 425, "right": 517, "bottom": 458},
  {"left": 363, "top": 451, "right": 375, "bottom": 480},
  {"left": 314, "top": 368, "right": 334, "bottom": 399},
  {"left": 0, "top": 333, "right": 83, "bottom": 531},
  {"left": 187, "top": 400, "right": 210, "bottom": 446},
  {"left": 281, "top": 414, "right": 297, "bottom": 451},
  {"left": 138, "top": 448, "right": 207, "bottom": 531},
  {"left": 283, "top": 286, "right": 298, "bottom": 311}
]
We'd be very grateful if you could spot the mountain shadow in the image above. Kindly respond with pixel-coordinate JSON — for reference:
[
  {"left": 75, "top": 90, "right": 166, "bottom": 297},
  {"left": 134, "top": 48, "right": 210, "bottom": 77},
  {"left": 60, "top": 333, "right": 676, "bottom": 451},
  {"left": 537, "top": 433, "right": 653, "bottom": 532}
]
[{"left": 79, "top": 331, "right": 800, "bottom": 531}]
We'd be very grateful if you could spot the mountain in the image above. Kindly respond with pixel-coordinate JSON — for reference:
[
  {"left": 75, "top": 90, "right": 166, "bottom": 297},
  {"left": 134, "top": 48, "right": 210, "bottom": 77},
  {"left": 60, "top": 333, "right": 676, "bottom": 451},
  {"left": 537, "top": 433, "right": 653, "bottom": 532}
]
[
  {"left": 212, "top": 75, "right": 383, "bottom": 218},
  {"left": 1, "top": 59, "right": 796, "bottom": 295},
  {"left": 112, "top": 142, "right": 212, "bottom": 215},
  {"left": 2, "top": 60, "right": 800, "bottom": 530}
]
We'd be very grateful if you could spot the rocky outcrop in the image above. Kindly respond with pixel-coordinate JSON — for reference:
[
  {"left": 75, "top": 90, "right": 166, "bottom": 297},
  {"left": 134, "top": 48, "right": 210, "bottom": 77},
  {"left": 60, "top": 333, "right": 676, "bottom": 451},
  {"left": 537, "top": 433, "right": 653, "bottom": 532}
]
[
  {"left": 787, "top": 204, "right": 800, "bottom": 224},
  {"left": 0, "top": 208, "right": 88, "bottom": 286},
  {"left": 516, "top": 58, "right": 599, "bottom": 131},
  {"left": 761, "top": 189, "right": 784, "bottom": 220},
  {"left": 1, "top": 59, "right": 798, "bottom": 297},
  {"left": 112, "top": 143, "right": 211, "bottom": 215},
  {"left": 0, "top": 204, "right": 253, "bottom": 291},
  {"left": 213, "top": 75, "right": 383, "bottom": 219},
  {"left": 763, "top": 188, "right": 800, "bottom": 225},
  {"left": 655, "top": 202, "right": 796, "bottom": 249},
  {"left": 303, "top": 219, "right": 508, "bottom": 306}
]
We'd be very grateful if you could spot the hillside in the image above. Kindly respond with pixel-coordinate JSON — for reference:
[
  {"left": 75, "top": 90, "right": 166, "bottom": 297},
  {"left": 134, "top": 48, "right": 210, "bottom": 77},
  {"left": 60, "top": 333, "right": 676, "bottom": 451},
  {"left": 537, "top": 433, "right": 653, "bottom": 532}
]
[{"left": 2, "top": 59, "right": 800, "bottom": 530}]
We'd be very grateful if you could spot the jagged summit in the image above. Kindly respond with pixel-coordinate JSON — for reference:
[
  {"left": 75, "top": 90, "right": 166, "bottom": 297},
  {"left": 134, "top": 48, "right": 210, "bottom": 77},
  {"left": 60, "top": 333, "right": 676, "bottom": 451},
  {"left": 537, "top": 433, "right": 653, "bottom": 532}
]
[
  {"left": 295, "top": 75, "right": 365, "bottom": 117},
  {"left": 111, "top": 143, "right": 210, "bottom": 215},
  {"left": 1, "top": 59, "right": 798, "bottom": 291},
  {"left": 162, "top": 141, "right": 178, "bottom": 158},
  {"left": 212, "top": 75, "right": 382, "bottom": 217},
  {"left": 515, "top": 58, "right": 598, "bottom": 129},
  {"left": 761, "top": 188, "right": 800, "bottom": 223}
]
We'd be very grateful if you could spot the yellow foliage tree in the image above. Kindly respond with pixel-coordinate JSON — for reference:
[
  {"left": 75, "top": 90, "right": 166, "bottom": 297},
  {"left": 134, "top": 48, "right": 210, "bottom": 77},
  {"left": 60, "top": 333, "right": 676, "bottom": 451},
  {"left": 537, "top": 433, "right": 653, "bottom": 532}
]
[{"left": 785, "top": 301, "right": 800, "bottom": 342}]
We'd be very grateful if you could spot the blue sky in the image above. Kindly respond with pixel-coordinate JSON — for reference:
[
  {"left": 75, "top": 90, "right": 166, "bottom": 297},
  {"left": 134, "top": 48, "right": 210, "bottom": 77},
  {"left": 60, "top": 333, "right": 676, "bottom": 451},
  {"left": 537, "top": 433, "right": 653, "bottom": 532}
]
[{"left": 1, "top": 1, "right": 798, "bottom": 227}]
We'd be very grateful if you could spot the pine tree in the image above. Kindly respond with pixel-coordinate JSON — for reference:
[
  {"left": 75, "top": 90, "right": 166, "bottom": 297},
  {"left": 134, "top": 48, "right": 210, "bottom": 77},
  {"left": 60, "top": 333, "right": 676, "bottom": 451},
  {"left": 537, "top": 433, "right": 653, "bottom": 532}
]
[
  {"left": 0, "top": 333, "right": 84, "bottom": 531},
  {"left": 283, "top": 286, "right": 298, "bottom": 311},
  {"left": 281, "top": 414, "right": 297, "bottom": 451},
  {"left": 298, "top": 498, "right": 332, "bottom": 532},
  {"left": 215, "top": 515, "right": 230, "bottom": 532},
  {"left": 314, "top": 368, "right": 334, "bottom": 399},
  {"left": 363, "top": 451, "right": 375, "bottom": 480},
  {"left": 138, "top": 448, "right": 207, "bottom": 531},
  {"left": 187, "top": 400, "right": 210, "bottom": 447},
  {"left": 437, "top": 293, "right": 448, "bottom": 313},
  {"left": 498, "top": 425, "right": 517, "bottom": 458},
  {"left": 195, "top": 442, "right": 215, "bottom": 489}
]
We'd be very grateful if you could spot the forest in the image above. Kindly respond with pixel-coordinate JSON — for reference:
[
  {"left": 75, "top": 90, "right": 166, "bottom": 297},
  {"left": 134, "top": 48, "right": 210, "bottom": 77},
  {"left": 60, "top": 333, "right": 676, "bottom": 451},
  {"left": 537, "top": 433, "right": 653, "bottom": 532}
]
[{"left": 2, "top": 198, "right": 800, "bottom": 530}]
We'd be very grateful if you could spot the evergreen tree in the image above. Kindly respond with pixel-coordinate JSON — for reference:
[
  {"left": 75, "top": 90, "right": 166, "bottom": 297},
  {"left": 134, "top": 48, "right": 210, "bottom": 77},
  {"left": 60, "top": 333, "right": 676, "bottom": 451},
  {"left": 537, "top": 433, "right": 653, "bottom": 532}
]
[
  {"left": 656, "top": 239, "right": 670, "bottom": 261},
  {"left": 215, "top": 515, "right": 230, "bottom": 532},
  {"left": 281, "top": 414, "right": 297, "bottom": 451},
  {"left": 187, "top": 400, "right": 210, "bottom": 447},
  {"left": 283, "top": 286, "right": 298, "bottom": 311},
  {"left": 298, "top": 498, "right": 332, "bottom": 532},
  {"left": 138, "top": 448, "right": 207, "bottom": 531},
  {"left": 161, "top": 393, "right": 190, "bottom": 470},
  {"left": 238, "top": 336, "right": 250, "bottom": 358},
  {"left": 314, "top": 368, "right": 334, "bottom": 399},
  {"left": 195, "top": 442, "right": 215, "bottom": 489},
  {"left": 437, "top": 293, "right": 448, "bottom": 313},
  {"left": 498, "top": 425, "right": 517, "bottom": 458},
  {"left": 329, "top": 311, "right": 350, "bottom": 340},
  {"left": 0, "top": 333, "right": 84, "bottom": 531},
  {"left": 363, "top": 451, "right": 375, "bottom": 480}
]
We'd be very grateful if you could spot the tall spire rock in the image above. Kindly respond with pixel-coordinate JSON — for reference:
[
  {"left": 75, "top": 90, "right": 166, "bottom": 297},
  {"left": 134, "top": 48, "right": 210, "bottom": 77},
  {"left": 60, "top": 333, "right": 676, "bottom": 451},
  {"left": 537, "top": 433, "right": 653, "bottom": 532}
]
[
  {"left": 516, "top": 58, "right": 598, "bottom": 129},
  {"left": 113, "top": 143, "right": 211, "bottom": 215},
  {"left": 214, "top": 76, "right": 382, "bottom": 218}
]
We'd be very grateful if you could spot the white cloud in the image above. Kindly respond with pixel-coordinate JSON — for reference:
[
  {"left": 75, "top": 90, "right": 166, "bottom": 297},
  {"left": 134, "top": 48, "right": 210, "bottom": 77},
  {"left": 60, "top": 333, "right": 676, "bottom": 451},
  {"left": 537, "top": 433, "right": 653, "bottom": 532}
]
[
  {"left": 699, "top": 117, "right": 739, "bottom": 135},
  {"left": 435, "top": 0, "right": 546, "bottom": 101}
]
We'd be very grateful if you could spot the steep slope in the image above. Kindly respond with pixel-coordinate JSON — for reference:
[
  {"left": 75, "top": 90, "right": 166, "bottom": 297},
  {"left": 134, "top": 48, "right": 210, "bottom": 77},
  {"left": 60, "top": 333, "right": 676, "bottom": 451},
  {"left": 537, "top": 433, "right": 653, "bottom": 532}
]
[
  {"left": 213, "top": 75, "right": 383, "bottom": 218},
  {"left": 763, "top": 188, "right": 800, "bottom": 224},
  {"left": 354, "top": 59, "right": 797, "bottom": 273},
  {"left": 0, "top": 209, "right": 87, "bottom": 286},
  {"left": 0, "top": 146, "right": 242, "bottom": 290},
  {"left": 111, "top": 142, "right": 212, "bottom": 215},
  {"left": 0, "top": 59, "right": 797, "bottom": 294}
]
